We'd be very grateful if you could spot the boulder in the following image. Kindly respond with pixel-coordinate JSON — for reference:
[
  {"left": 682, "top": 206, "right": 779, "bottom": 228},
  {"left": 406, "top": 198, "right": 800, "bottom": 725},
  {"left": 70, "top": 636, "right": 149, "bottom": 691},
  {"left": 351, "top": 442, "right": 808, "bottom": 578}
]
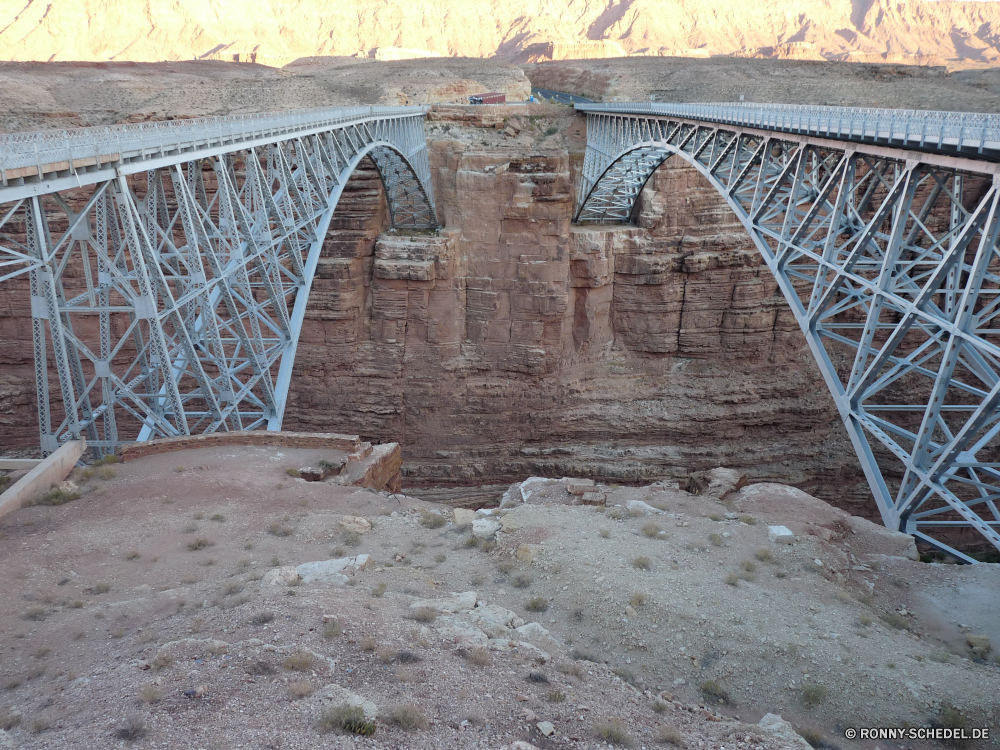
[
  {"left": 499, "top": 514, "right": 520, "bottom": 532},
  {"left": 453, "top": 508, "right": 476, "bottom": 527},
  {"left": 263, "top": 566, "right": 300, "bottom": 585},
  {"left": 472, "top": 517, "right": 501, "bottom": 540},
  {"left": 514, "top": 622, "right": 563, "bottom": 652},
  {"left": 435, "top": 618, "right": 489, "bottom": 647},
  {"left": 537, "top": 721, "right": 555, "bottom": 736},
  {"left": 968, "top": 634, "right": 992, "bottom": 658},
  {"left": 299, "top": 466, "right": 326, "bottom": 481},
  {"left": 626, "top": 499, "right": 663, "bottom": 515},
  {"left": 296, "top": 554, "right": 370, "bottom": 584},
  {"left": 580, "top": 492, "right": 606, "bottom": 505},
  {"left": 758, "top": 713, "right": 812, "bottom": 749},
  {"left": 340, "top": 516, "right": 372, "bottom": 535},
  {"left": 705, "top": 467, "right": 749, "bottom": 499},
  {"left": 565, "top": 478, "right": 595, "bottom": 495},
  {"left": 410, "top": 591, "right": 478, "bottom": 613},
  {"left": 466, "top": 603, "right": 525, "bottom": 638},
  {"left": 768, "top": 525, "right": 795, "bottom": 544}
]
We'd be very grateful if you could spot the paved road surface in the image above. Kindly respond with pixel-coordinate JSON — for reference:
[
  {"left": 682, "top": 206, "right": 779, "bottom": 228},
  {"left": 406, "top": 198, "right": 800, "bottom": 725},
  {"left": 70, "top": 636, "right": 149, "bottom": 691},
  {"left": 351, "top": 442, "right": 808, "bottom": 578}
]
[{"left": 531, "top": 87, "right": 593, "bottom": 105}]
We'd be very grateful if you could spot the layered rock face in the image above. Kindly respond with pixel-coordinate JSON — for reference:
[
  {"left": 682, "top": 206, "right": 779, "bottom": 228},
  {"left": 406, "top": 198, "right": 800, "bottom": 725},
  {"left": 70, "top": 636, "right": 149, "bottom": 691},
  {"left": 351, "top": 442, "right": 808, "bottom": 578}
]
[{"left": 281, "top": 143, "right": 872, "bottom": 514}]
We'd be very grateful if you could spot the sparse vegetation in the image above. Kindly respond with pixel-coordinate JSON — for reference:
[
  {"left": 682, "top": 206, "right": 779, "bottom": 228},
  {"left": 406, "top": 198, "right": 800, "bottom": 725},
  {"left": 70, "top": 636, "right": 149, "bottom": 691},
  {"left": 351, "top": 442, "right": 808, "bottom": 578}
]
[
  {"left": 318, "top": 703, "right": 375, "bottom": 735},
  {"left": 360, "top": 637, "right": 378, "bottom": 652},
  {"left": 633, "top": 556, "right": 652, "bottom": 570},
  {"left": 283, "top": 651, "right": 315, "bottom": 672},
  {"left": 801, "top": 684, "right": 827, "bottom": 707},
  {"left": 613, "top": 666, "right": 637, "bottom": 686},
  {"left": 755, "top": 548, "right": 773, "bottom": 563},
  {"left": 606, "top": 507, "right": 624, "bottom": 520},
  {"left": 22, "top": 606, "right": 47, "bottom": 621},
  {"left": 879, "top": 611, "right": 911, "bottom": 631},
  {"left": 526, "top": 597, "right": 549, "bottom": 612},
  {"left": 642, "top": 521, "right": 663, "bottom": 538},
  {"left": 656, "top": 724, "right": 685, "bottom": 746},
  {"left": 152, "top": 653, "right": 174, "bottom": 671},
  {"left": 186, "top": 537, "right": 213, "bottom": 551},
  {"left": 324, "top": 620, "right": 342, "bottom": 639},
  {"left": 556, "top": 659, "right": 584, "bottom": 676},
  {"left": 599, "top": 528, "right": 611, "bottom": 538},
  {"left": 513, "top": 573, "right": 533, "bottom": 588},
  {"left": 36, "top": 486, "right": 80, "bottom": 505},
  {"left": 113, "top": 713, "right": 146, "bottom": 741},
  {"left": 372, "top": 582, "right": 387, "bottom": 597},
  {"left": 125, "top": 550, "right": 141, "bottom": 560},
  {"left": 699, "top": 679, "right": 731, "bottom": 705},
  {"left": 464, "top": 646, "right": 491, "bottom": 666},
  {"left": 725, "top": 571, "right": 739, "bottom": 586},
  {"left": 594, "top": 717, "right": 633, "bottom": 747},
  {"left": 630, "top": 592, "right": 646, "bottom": 608},
  {"left": 267, "top": 522, "right": 294, "bottom": 537},
  {"left": 709, "top": 533, "right": 724, "bottom": 547},
  {"left": 98, "top": 466, "right": 117, "bottom": 480},
  {"left": 420, "top": 511, "right": 447, "bottom": 529},
  {"left": 289, "top": 680, "right": 314, "bottom": 699},
  {"left": 464, "top": 535, "right": 481, "bottom": 548},
  {"left": 383, "top": 703, "right": 428, "bottom": 731},
  {"left": 249, "top": 611, "right": 275, "bottom": 626},
  {"left": 210, "top": 513, "right": 225, "bottom": 522},
  {"left": 285, "top": 468, "right": 300, "bottom": 478},
  {"left": 434, "top": 553, "right": 447, "bottom": 563},
  {"left": 547, "top": 689, "right": 566, "bottom": 702}
]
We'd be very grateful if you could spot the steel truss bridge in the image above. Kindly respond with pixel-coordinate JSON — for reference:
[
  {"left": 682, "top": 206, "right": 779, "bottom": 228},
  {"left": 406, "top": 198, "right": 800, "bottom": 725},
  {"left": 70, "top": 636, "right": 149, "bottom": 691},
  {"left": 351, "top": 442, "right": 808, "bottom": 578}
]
[
  {"left": 576, "top": 101, "right": 1000, "bottom": 563},
  {"left": 0, "top": 106, "right": 436, "bottom": 455}
]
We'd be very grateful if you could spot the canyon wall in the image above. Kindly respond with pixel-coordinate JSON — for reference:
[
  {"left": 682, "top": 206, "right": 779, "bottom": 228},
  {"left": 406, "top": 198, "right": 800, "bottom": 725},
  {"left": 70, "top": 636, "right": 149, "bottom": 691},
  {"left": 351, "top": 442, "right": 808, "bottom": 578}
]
[
  {"left": 280, "top": 126, "right": 873, "bottom": 514},
  {"left": 5, "top": 0, "right": 1000, "bottom": 68}
]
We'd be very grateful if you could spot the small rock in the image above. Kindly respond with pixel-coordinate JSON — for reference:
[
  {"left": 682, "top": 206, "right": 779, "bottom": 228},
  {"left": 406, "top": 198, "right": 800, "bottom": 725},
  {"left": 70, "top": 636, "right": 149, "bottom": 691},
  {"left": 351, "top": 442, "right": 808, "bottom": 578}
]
[
  {"left": 768, "top": 525, "right": 795, "bottom": 544},
  {"left": 56, "top": 479, "right": 79, "bottom": 493},
  {"left": 262, "top": 566, "right": 300, "bottom": 586},
  {"left": 536, "top": 721, "right": 555, "bottom": 737},
  {"left": 515, "top": 693, "right": 530, "bottom": 701},
  {"left": 183, "top": 684, "right": 208, "bottom": 698},
  {"left": 626, "top": 499, "right": 663, "bottom": 515},
  {"left": 510, "top": 742, "right": 541, "bottom": 750},
  {"left": 580, "top": 491, "right": 606, "bottom": 506},
  {"left": 968, "top": 634, "right": 992, "bottom": 658},
  {"left": 472, "top": 517, "right": 501, "bottom": 540},
  {"left": 340, "top": 516, "right": 371, "bottom": 535},
  {"left": 137, "top": 660, "right": 151, "bottom": 670},
  {"left": 322, "top": 614, "right": 339, "bottom": 624},
  {"left": 565, "top": 478, "right": 595, "bottom": 495},
  {"left": 453, "top": 508, "right": 476, "bottom": 527},
  {"left": 624, "top": 605, "right": 637, "bottom": 617},
  {"left": 520, "top": 708, "right": 538, "bottom": 721}
]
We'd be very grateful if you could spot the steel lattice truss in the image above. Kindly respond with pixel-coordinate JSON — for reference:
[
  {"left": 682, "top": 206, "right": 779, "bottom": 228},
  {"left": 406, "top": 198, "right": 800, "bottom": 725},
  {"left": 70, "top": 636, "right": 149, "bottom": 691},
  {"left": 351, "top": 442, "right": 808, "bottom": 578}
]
[
  {"left": 577, "top": 107, "right": 1000, "bottom": 562},
  {"left": 0, "top": 108, "right": 436, "bottom": 455}
]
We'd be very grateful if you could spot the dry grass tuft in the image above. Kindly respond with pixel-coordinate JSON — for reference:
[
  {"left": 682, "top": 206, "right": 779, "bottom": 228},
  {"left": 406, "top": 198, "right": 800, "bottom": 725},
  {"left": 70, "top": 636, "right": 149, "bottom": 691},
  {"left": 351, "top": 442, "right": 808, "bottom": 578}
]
[
  {"left": 419, "top": 511, "right": 447, "bottom": 529},
  {"left": 629, "top": 592, "right": 646, "bottom": 608},
  {"left": 656, "top": 724, "right": 686, "bottom": 746},
  {"left": 249, "top": 611, "right": 274, "bottom": 626},
  {"left": 709, "top": 533, "right": 724, "bottom": 547},
  {"left": 599, "top": 528, "right": 611, "bottom": 538},
  {"left": 642, "top": 521, "right": 663, "bottom": 538},
  {"left": 267, "top": 522, "right": 294, "bottom": 537},
  {"left": 556, "top": 660, "right": 584, "bottom": 677},
  {"left": 289, "top": 680, "right": 314, "bottom": 699},
  {"left": 755, "top": 548, "right": 773, "bottom": 563},
  {"left": 526, "top": 597, "right": 549, "bottom": 612},
  {"left": 594, "top": 717, "right": 633, "bottom": 746},
  {"left": 318, "top": 703, "right": 375, "bottom": 735},
  {"left": 282, "top": 651, "right": 315, "bottom": 672},
  {"left": 512, "top": 573, "right": 533, "bottom": 589},
  {"left": 360, "top": 636, "right": 378, "bottom": 652},
  {"left": 186, "top": 537, "right": 213, "bottom": 551},
  {"left": 632, "top": 556, "right": 652, "bottom": 570},
  {"left": 113, "top": 713, "right": 146, "bottom": 741},
  {"left": 546, "top": 689, "right": 567, "bottom": 702},
  {"left": 699, "top": 679, "right": 731, "bottom": 705},
  {"left": 139, "top": 684, "right": 162, "bottom": 704},
  {"left": 324, "top": 620, "right": 342, "bottom": 639},
  {"left": 463, "top": 646, "right": 491, "bottom": 666},
  {"left": 383, "top": 703, "right": 428, "bottom": 731},
  {"left": 800, "top": 684, "right": 828, "bottom": 707}
]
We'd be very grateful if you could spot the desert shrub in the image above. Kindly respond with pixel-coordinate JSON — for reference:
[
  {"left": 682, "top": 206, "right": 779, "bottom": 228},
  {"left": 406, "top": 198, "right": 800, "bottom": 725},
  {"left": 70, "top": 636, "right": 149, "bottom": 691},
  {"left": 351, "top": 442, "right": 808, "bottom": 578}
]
[
  {"left": 98, "top": 454, "right": 119, "bottom": 465},
  {"left": 409, "top": 606, "right": 438, "bottom": 623},
  {"left": 98, "top": 467, "right": 117, "bottom": 480},
  {"left": 360, "top": 637, "right": 378, "bottom": 652},
  {"left": 879, "top": 611, "right": 911, "bottom": 631},
  {"left": 547, "top": 689, "right": 566, "bottom": 702},
  {"left": 285, "top": 468, "right": 300, "bottom": 478},
  {"left": 186, "top": 537, "right": 213, "bottom": 551},
  {"left": 630, "top": 592, "right": 646, "bottom": 607},
  {"left": 755, "top": 549, "right": 773, "bottom": 563},
  {"left": 594, "top": 717, "right": 633, "bottom": 746},
  {"left": 571, "top": 648, "right": 600, "bottom": 663},
  {"left": 267, "top": 523, "right": 294, "bottom": 537},
  {"left": 151, "top": 653, "right": 173, "bottom": 671},
  {"left": 113, "top": 713, "right": 146, "bottom": 741},
  {"left": 249, "top": 611, "right": 274, "bottom": 626},
  {"left": 740, "top": 514, "right": 757, "bottom": 525},
  {"left": 545, "top": 125, "right": 559, "bottom": 135},
  {"left": 289, "top": 680, "right": 314, "bottom": 699},
  {"left": 513, "top": 574, "right": 533, "bottom": 589},
  {"left": 656, "top": 724, "right": 685, "bottom": 746},
  {"left": 724, "top": 572, "right": 739, "bottom": 586},
  {"left": 709, "top": 533, "right": 724, "bottom": 547},
  {"left": 464, "top": 646, "right": 491, "bottom": 666},
  {"left": 36, "top": 487, "right": 80, "bottom": 505},
  {"left": 0, "top": 476, "right": 11, "bottom": 492},
  {"left": 526, "top": 597, "right": 549, "bottom": 612},
  {"left": 139, "top": 684, "right": 161, "bottom": 704},
  {"left": 318, "top": 703, "right": 375, "bottom": 735},
  {"left": 599, "top": 528, "right": 611, "bottom": 538},
  {"left": 801, "top": 684, "right": 827, "bottom": 707},
  {"left": 858, "top": 614, "right": 872, "bottom": 627},
  {"left": 125, "top": 550, "right": 141, "bottom": 560},
  {"left": 464, "top": 535, "right": 480, "bottom": 548},
  {"left": 372, "top": 582, "right": 387, "bottom": 597},
  {"left": 210, "top": 513, "right": 225, "bottom": 522},
  {"left": 798, "top": 727, "right": 825, "bottom": 748},
  {"left": 22, "top": 606, "right": 47, "bottom": 621},
  {"left": 527, "top": 671, "right": 548, "bottom": 683},
  {"left": 613, "top": 667, "right": 638, "bottom": 686},
  {"left": 741, "top": 560, "right": 757, "bottom": 573},
  {"left": 420, "top": 512, "right": 447, "bottom": 529},
  {"left": 642, "top": 521, "right": 663, "bottom": 538},
  {"left": 324, "top": 621, "right": 342, "bottom": 639},
  {"left": 699, "top": 679, "right": 731, "bottom": 705},
  {"left": 283, "top": 651, "right": 315, "bottom": 672},
  {"left": 435, "top": 553, "right": 447, "bottom": 563},
  {"left": 633, "top": 556, "right": 652, "bottom": 570},
  {"left": 383, "top": 703, "right": 428, "bottom": 731},
  {"left": 606, "top": 508, "right": 624, "bottom": 520}
]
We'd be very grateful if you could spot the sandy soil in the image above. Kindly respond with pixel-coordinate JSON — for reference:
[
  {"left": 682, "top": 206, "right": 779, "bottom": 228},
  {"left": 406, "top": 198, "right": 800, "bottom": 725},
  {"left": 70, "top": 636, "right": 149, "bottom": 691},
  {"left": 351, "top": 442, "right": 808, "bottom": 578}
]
[{"left": 0, "top": 445, "right": 996, "bottom": 749}]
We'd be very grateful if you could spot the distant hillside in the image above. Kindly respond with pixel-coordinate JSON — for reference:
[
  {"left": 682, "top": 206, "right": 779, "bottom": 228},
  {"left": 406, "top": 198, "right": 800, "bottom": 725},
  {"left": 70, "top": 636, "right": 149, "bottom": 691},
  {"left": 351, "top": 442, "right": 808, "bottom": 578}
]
[{"left": 2, "top": 0, "right": 1000, "bottom": 68}]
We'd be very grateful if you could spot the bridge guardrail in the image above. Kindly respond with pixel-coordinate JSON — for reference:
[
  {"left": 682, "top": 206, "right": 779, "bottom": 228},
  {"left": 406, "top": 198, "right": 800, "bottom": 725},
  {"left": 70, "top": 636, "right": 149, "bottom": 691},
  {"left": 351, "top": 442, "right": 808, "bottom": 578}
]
[
  {"left": 0, "top": 104, "right": 427, "bottom": 177},
  {"left": 576, "top": 102, "right": 1000, "bottom": 157}
]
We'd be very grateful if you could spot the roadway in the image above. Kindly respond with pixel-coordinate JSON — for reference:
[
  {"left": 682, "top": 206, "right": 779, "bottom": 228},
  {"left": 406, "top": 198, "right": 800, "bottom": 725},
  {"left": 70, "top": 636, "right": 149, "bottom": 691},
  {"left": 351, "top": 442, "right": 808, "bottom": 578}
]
[{"left": 531, "top": 87, "right": 593, "bottom": 105}]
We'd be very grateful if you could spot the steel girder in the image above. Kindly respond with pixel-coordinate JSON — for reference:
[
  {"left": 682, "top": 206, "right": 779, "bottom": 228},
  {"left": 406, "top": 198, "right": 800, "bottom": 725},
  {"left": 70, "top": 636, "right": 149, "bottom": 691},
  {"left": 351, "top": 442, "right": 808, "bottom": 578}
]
[
  {"left": 0, "top": 110, "right": 436, "bottom": 454},
  {"left": 576, "top": 109, "right": 1000, "bottom": 563}
]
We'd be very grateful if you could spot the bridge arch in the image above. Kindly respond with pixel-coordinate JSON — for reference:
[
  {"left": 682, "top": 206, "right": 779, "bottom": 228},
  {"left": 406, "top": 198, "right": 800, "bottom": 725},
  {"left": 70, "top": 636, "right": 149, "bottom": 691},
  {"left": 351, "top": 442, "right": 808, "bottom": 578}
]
[{"left": 575, "top": 107, "right": 1000, "bottom": 562}]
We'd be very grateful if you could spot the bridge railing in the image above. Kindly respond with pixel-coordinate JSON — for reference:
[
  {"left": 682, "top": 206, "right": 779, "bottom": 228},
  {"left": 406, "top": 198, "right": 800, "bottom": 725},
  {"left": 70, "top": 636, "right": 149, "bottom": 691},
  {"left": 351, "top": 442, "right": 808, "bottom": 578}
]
[
  {"left": 0, "top": 104, "right": 426, "bottom": 176},
  {"left": 576, "top": 102, "right": 1000, "bottom": 157}
]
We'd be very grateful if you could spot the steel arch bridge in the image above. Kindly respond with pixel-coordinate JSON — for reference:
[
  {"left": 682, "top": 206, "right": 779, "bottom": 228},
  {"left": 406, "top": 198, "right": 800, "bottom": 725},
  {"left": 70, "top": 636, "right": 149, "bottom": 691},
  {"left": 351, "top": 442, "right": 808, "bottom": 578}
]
[
  {"left": 0, "top": 106, "right": 436, "bottom": 455},
  {"left": 576, "top": 101, "right": 1000, "bottom": 563}
]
